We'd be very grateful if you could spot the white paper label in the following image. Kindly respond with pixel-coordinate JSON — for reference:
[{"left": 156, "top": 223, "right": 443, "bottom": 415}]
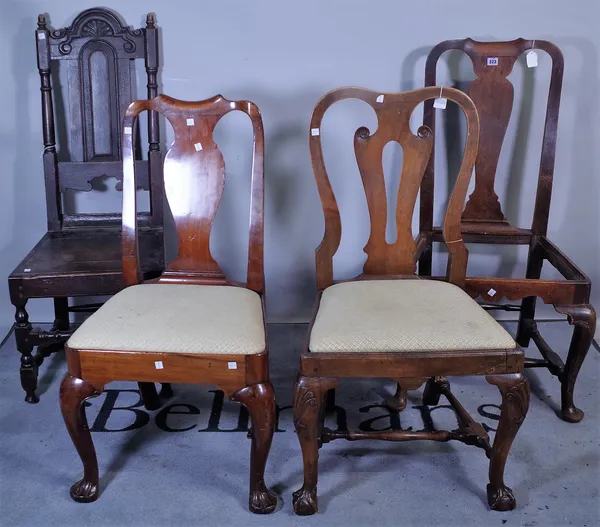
[
  {"left": 154, "top": 361, "right": 164, "bottom": 370},
  {"left": 123, "top": 126, "right": 132, "bottom": 135},
  {"left": 186, "top": 118, "right": 194, "bottom": 126},
  {"left": 487, "top": 288, "right": 497, "bottom": 297},
  {"left": 376, "top": 94, "right": 384, "bottom": 103},
  {"left": 433, "top": 98, "right": 447, "bottom": 110},
  {"left": 311, "top": 128, "right": 320, "bottom": 136},
  {"left": 37, "top": 33, "right": 46, "bottom": 40},
  {"left": 194, "top": 142, "right": 203, "bottom": 151},
  {"left": 526, "top": 50, "right": 538, "bottom": 68},
  {"left": 24, "top": 268, "right": 31, "bottom": 273},
  {"left": 227, "top": 361, "right": 238, "bottom": 370},
  {"left": 487, "top": 57, "right": 499, "bottom": 66}
]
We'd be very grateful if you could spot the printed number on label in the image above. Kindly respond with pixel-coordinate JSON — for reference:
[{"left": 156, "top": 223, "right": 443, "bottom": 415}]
[{"left": 487, "top": 57, "right": 499, "bottom": 66}]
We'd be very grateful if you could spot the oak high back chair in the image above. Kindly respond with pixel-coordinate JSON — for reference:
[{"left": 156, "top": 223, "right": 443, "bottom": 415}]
[
  {"left": 420, "top": 38, "right": 595, "bottom": 423},
  {"left": 292, "top": 86, "right": 530, "bottom": 515},
  {"left": 8, "top": 8, "right": 164, "bottom": 404},
  {"left": 59, "top": 94, "right": 277, "bottom": 514}
]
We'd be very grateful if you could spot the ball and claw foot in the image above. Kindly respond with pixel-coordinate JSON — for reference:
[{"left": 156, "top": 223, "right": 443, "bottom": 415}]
[
  {"left": 487, "top": 484, "right": 516, "bottom": 511},
  {"left": 70, "top": 478, "right": 99, "bottom": 503},
  {"left": 249, "top": 487, "right": 278, "bottom": 514},
  {"left": 292, "top": 486, "right": 318, "bottom": 515}
]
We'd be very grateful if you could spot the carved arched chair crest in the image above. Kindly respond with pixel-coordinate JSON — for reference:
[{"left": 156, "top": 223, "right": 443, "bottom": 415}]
[
  {"left": 310, "top": 86, "right": 479, "bottom": 290},
  {"left": 45, "top": 8, "right": 146, "bottom": 57},
  {"left": 122, "top": 94, "right": 265, "bottom": 293}
]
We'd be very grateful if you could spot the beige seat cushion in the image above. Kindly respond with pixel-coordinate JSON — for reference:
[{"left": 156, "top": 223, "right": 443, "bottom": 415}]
[
  {"left": 309, "top": 280, "right": 516, "bottom": 353},
  {"left": 67, "top": 284, "right": 265, "bottom": 355}
]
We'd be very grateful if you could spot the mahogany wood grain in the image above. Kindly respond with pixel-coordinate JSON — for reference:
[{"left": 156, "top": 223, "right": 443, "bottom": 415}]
[
  {"left": 300, "top": 348, "right": 523, "bottom": 379},
  {"left": 310, "top": 86, "right": 479, "bottom": 290},
  {"left": 420, "top": 38, "right": 594, "bottom": 422},
  {"left": 121, "top": 94, "right": 265, "bottom": 293},
  {"left": 61, "top": 94, "right": 275, "bottom": 513},
  {"left": 293, "top": 86, "right": 528, "bottom": 515}
]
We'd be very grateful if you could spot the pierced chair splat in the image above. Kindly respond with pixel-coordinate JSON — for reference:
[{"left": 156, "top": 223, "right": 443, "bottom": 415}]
[{"left": 292, "top": 86, "right": 530, "bottom": 515}]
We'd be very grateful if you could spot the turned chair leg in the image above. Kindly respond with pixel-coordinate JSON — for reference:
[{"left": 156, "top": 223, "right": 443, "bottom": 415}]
[
  {"left": 53, "top": 297, "right": 70, "bottom": 331},
  {"left": 59, "top": 373, "right": 102, "bottom": 502},
  {"left": 231, "top": 383, "right": 277, "bottom": 514},
  {"left": 554, "top": 304, "right": 596, "bottom": 423},
  {"left": 485, "top": 373, "right": 530, "bottom": 511},
  {"left": 14, "top": 302, "right": 38, "bottom": 403},
  {"left": 292, "top": 375, "right": 338, "bottom": 516}
]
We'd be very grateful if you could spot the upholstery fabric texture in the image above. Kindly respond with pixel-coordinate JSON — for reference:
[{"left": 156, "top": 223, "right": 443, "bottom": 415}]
[
  {"left": 67, "top": 284, "right": 265, "bottom": 355},
  {"left": 309, "top": 279, "right": 516, "bottom": 353}
]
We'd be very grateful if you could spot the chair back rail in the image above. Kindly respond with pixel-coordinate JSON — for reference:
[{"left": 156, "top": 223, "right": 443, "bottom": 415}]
[
  {"left": 36, "top": 8, "right": 163, "bottom": 229},
  {"left": 421, "top": 38, "right": 563, "bottom": 237},
  {"left": 121, "top": 95, "right": 265, "bottom": 293},
  {"left": 309, "top": 86, "right": 479, "bottom": 290}
]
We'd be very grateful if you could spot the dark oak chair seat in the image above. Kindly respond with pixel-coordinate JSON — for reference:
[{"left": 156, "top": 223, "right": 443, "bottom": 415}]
[
  {"left": 10, "top": 227, "right": 163, "bottom": 298},
  {"left": 9, "top": 8, "right": 165, "bottom": 405},
  {"left": 292, "top": 86, "right": 530, "bottom": 515}
]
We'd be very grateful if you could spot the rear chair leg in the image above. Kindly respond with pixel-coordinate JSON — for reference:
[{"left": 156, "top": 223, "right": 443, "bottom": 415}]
[
  {"left": 14, "top": 302, "right": 38, "bottom": 403},
  {"left": 422, "top": 376, "right": 450, "bottom": 406},
  {"left": 231, "top": 383, "right": 277, "bottom": 514},
  {"left": 485, "top": 373, "right": 530, "bottom": 511},
  {"left": 59, "top": 374, "right": 103, "bottom": 502},
  {"left": 138, "top": 382, "right": 162, "bottom": 411},
  {"left": 516, "top": 241, "right": 544, "bottom": 347},
  {"left": 554, "top": 304, "right": 596, "bottom": 423},
  {"left": 387, "top": 378, "right": 427, "bottom": 411}
]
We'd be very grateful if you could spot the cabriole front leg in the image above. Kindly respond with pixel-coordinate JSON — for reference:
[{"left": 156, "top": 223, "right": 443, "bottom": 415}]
[
  {"left": 231, "top": 382, "right": 277, "bottom": 514},
  {"left": 554, "top": 304, "right": 596, "bottom": 423},
  {"left": 485, "top": 373, "right": 530, "bottom": 511},
  {"left": 59, "top": 374, "right": 103, "bottom": 502},
  {"left": 292, "top": 375, "right": 338, "bottom": 515}
]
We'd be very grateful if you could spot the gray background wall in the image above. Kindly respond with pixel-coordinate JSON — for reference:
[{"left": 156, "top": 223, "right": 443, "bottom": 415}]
[{"left": 0, "top": 0, "right": 598, "bottom": 335}]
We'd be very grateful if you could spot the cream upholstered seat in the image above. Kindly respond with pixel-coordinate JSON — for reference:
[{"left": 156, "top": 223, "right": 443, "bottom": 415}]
[
  {"left": 67, "top": 284, "right": 265, "bottom": 355},
  {"left": 309, "top": 279, "right": 516, "bottom": 353}
]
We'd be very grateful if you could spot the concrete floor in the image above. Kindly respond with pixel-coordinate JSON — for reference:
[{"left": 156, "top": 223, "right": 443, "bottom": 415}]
[{"left": 0, "top": 321, "right": 598, "bottom": 526}]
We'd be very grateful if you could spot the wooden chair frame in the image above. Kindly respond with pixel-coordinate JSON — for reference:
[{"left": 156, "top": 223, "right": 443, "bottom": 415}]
[
  {"left": 418, "top": 38, "right": 595, "bottom": 423},
  {"left": 8, "top": 8, "right": 165, "bottom": 405},
  {"left": 292, "top": 86, "right": 530, "bottom": 515},
  {"left": 59, "top": 94, "right": 277, "bottom": 514}
]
